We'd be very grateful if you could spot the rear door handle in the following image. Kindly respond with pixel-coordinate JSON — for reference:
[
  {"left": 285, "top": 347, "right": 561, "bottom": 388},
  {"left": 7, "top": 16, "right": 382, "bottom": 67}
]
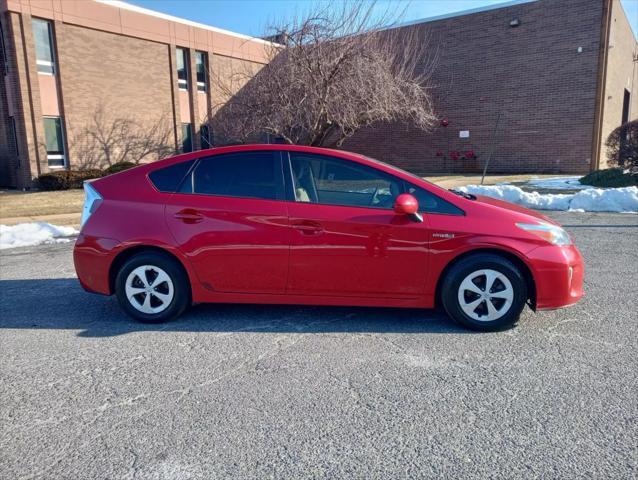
[
  {"left": 174, "top": 209, "right": 204, "bottom": 224},
  {"left": 292, "top": 220, "right": 323, "bottom": 235}
]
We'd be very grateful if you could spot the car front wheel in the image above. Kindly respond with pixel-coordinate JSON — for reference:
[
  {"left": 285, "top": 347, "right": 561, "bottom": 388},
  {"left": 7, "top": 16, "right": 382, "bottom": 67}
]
[
  {"left": 115, "top": 252, "right": 190, "bottom": 323},
  {"left": 441, "top": 254, "right": 528, "bottom": 331}
]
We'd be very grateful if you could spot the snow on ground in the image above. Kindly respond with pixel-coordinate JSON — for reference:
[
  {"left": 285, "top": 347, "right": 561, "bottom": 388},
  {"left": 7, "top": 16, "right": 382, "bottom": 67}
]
[
  {"left": 0, "top": 222, "right": 78, "bottom": 250},
  {"left": 458, "top": 185, "right": 638, "bottom": 213},
  {"left": 526, "top": 176, "right": 593, "bottom": 190}
]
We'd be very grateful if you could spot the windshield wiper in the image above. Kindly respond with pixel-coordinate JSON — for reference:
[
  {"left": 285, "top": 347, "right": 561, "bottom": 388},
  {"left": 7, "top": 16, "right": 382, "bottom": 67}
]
[{"left": 449, "top": 189, "right": 477, "bottom": 200}]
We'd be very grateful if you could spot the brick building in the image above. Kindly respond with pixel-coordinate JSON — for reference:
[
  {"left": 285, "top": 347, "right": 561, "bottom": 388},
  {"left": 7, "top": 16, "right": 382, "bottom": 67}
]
[
  {"left": 344, "top": 0, "right": 637, "bottom": 175},
  {"left": 0, "top": 0, "right": 637, "bottom": 188},
  {"left": 0, "top": 0, "right": 270, "bottom": 189}
]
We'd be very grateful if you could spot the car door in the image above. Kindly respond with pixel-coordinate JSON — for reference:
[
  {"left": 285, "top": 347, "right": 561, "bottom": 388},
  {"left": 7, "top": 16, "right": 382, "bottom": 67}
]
[
  {"left": 284, "top": 152, "right": 429, "bottom": 298},
  {"left": 164, "top": 150, "right": 291, "bottom": 294}
]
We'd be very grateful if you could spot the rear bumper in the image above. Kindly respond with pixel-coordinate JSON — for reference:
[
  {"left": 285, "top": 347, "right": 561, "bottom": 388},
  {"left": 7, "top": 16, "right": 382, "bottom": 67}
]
[
  {"left": 527, "top": 244, "right": 584, "bottom": 310},
  {"left": 73, "top": 233, "right": 120, "bottom": 295}
]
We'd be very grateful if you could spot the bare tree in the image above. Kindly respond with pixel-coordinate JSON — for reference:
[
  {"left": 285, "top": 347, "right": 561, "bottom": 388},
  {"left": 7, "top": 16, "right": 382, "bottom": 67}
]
[
  {"left": 210, "top": 1, "right": 437, "bottom": 147},
  {"left": 69, "top": 105, "right": 175, "bottom": 169}
]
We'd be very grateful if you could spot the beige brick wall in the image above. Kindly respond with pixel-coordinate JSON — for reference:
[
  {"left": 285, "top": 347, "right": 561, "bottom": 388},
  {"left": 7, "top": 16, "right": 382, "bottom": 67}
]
[
  {"left": 0, "top": 0, "right": 272, "bottom": 187},
  {"left": 5, "top": 11, "right": 49, "bottom": 188},
  {"left": 56, "top": 23, "right": 176, "bottom": 169},
  {"left": 599, "top": 0, "right": 638, "bottom": 167}
]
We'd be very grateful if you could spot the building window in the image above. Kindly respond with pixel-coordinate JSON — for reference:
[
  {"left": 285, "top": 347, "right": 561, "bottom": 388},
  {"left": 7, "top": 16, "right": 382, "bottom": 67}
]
[
  {"left": 176, "top": 47, "right": 188, "bottom": 90},
  {"left": 0, "top": 22, "right": 8, "bottom": 75},
  {"left": 622, "top": 89, "right": 630, "bottom": 125},
  {"left": 9, "top": 116, "right": 19, "bottom": 165},
  {"left": 195, "top": 51, "right": 207, "bottom": 92},
  {"left": 43, "top": 117, "right": 66, "bottom": 167},
  {"left": 32, "top": 18, "right": 55, "bottom": 74},
  {"left": 200, "top": 124, "right": 212, "bottom": 149},
  {"left": 181, "top": 123, "right": 192, "bottom": 153}
]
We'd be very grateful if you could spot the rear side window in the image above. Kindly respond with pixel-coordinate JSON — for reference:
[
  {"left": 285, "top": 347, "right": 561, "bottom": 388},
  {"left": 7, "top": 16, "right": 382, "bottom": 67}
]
[
  {"left": 181, "top": 151, "right": 283, "bottom": 200},
  {"left": 149, "top": 160, "right": 195, "bottom": 193},
  {"left": 405, "top": 182, "right": 464, "bottom": 215}
]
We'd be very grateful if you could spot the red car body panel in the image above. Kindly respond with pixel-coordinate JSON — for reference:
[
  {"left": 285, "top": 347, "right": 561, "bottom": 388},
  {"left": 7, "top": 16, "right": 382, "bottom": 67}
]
[{"left": 73, "top": 144, "right": 584, "bottom": 312}]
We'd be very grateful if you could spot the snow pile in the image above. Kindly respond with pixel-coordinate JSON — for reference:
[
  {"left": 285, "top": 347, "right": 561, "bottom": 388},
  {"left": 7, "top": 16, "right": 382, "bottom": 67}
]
[
  {"left": 0, "top": 222, "right": 78, "bottom": 250},
  {"left": 526, "top": 176, "right": 593, "bottom": 190},
  {"left": 458, "top": 185, "right": 638, "bottom": 213}
]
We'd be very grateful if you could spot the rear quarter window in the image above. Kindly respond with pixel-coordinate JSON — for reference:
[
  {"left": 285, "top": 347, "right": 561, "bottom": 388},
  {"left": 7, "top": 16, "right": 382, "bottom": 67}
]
[{"left": 148, "top": 160, "right": 196, "bottom": 193}]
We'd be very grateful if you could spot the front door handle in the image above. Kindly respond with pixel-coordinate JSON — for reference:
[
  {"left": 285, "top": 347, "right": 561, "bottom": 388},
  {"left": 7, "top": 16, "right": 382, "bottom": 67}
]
[
  {"left": 292, "top": 220, "right": 323, "bottom": 235},
  {"left": 174, "top": 209, "right": 204, "bottom": 224}
]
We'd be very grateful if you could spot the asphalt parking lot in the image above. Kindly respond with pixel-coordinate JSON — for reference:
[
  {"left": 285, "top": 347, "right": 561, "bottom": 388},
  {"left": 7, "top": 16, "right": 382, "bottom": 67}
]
[{"left": 1, "top": 211, "right": 637, "bottom": 479}]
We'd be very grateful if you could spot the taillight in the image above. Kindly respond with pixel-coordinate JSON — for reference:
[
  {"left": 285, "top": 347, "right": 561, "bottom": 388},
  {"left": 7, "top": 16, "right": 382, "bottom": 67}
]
[{"left": 80, "top": 181, "right": 103, "bottom": 229}]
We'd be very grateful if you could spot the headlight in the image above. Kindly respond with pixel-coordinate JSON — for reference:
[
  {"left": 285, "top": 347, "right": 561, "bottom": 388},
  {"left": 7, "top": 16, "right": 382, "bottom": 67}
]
[{"left": 516, "top": 222, "right": 572, "bottom": 246}]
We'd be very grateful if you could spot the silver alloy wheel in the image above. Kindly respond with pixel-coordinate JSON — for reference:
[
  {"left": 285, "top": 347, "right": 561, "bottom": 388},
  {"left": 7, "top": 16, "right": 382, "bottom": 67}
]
[
  {"left": 125, "top": 265, "right": 174, "bottom": 314},
  {"left": 457, "top": 269, "right": 514, "bottom": 322}
]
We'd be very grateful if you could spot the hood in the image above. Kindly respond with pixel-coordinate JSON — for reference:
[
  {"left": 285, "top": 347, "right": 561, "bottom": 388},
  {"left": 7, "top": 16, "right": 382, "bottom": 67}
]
[{"left": 472, "top": 194, "right": 559, "bottom": 225}]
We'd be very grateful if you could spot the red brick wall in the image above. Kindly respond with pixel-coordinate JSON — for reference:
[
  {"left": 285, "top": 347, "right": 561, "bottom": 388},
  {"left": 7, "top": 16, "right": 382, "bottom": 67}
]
[{"left": 342, "top": 0, "right": 605, "bottom": 175}]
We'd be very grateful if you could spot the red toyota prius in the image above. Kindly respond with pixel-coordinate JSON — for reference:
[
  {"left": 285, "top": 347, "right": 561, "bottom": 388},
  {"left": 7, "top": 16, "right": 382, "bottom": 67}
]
[{"left": 73, "top": 144, "right": 583, "bottom": 331}]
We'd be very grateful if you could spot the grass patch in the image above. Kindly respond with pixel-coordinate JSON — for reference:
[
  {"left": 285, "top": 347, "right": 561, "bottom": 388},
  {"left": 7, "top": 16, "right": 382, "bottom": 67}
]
[{"left": 0, "top": 189, "right": 84, "bottom": 219}]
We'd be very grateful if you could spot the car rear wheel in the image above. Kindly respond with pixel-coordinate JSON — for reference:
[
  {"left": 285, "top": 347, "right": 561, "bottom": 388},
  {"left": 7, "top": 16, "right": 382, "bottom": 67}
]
[
  {"left": 441, "top": 254, "right": 528, "bottom": 331},
  {"left": 115, "top": 252, "right": 190, "bottom": 323}
]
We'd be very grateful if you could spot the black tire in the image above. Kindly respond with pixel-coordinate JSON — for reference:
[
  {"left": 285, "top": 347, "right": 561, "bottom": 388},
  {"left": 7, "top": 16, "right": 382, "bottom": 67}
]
[
  {"left": 115, "top": 251, "right": 191, "bottom": 323},
  {"left": 441, "top": 254, "right": 528, "bottom": 332}
]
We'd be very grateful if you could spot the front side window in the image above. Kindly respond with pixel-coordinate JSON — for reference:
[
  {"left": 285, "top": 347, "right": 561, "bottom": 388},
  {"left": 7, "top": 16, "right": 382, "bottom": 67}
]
[
  {"left": 32, "top": 18, "right": 55, "bottom": 74},
  {"left": 176, "top": 47, "right": 188, "bottom": 90},
  {"left": 181, "top": 151, "right": 282, "bottom": 201},
  {"left": 289, "top": 153, "right": 401, "bottom": 209},
  {"left": 43, "top": 116, "right": 65, "bottom": 167},
  {"left": 181, "top": 123, "right": 192, "bottom": 153},
  {"left": 405, "top": 183, "right": 464, "bottom": 215},
  {"left": 195, "top": 51, "right": 207, "bottom": 92}
]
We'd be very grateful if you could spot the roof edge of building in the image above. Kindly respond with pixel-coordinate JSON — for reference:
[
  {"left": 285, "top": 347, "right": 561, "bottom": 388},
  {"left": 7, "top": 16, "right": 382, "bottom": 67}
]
[
  {"left": 392, "top": 0, "right": 539, "bottom": 29},
  {"left": 95, "top": 0, "right": 275, "bottom": 46}
]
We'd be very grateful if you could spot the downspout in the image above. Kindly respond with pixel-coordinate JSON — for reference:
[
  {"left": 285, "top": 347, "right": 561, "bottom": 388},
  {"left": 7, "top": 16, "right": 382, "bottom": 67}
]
[{"left": 590, "top": 0, "right": 613, "bottom": 172}]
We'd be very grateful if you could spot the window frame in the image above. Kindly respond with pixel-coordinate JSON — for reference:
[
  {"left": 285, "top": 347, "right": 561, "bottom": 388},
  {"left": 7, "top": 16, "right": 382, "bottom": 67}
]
[
  {"left": 175, "top": 150, "right": 286, "bottom": 202},
  {"left": 176, "top": 47, "right": 188, "bottom": 91},
  {"left": 32, "top": 18, "right": 56, "bottom": 75},
  {"left": 195, "top": 51, "right": 207, "bottom": 92},
  {"left": 283, "top": 151, "right": 464, "bottom": 216},
  {"left": 42, "top": 116, "right": 66, "bottom": 169}
]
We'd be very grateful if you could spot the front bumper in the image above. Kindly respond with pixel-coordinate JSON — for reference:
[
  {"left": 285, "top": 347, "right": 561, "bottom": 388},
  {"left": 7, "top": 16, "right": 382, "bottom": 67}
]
[{"left": 527, "top": 244, "right": 584, "bottom": 310}]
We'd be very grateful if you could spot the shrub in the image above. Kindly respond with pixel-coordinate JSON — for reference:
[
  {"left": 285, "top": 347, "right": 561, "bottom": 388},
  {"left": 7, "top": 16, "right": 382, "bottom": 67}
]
[
  {"left": 606, "top": 119, "right": 638, "bottom": 170},
  {"left": 37, "top": 169, "right": 103, "bottom": 190},
  {"left": 103, "top": 161, "right": 136, "bottom": 175},
  {"left": 580, "top": 168, "right": 638, "bottom": 188}
]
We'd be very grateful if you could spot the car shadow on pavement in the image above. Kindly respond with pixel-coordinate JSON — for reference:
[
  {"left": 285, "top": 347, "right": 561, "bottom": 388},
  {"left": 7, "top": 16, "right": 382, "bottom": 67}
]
[{"left": 0, "top": 278, "right": 473, "bottom": 337}]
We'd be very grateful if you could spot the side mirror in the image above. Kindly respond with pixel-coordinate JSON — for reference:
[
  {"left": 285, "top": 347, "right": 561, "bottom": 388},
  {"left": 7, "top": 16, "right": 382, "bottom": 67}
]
[{"left": 393, "top": 194, "right": 423, "bottom": 222}]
